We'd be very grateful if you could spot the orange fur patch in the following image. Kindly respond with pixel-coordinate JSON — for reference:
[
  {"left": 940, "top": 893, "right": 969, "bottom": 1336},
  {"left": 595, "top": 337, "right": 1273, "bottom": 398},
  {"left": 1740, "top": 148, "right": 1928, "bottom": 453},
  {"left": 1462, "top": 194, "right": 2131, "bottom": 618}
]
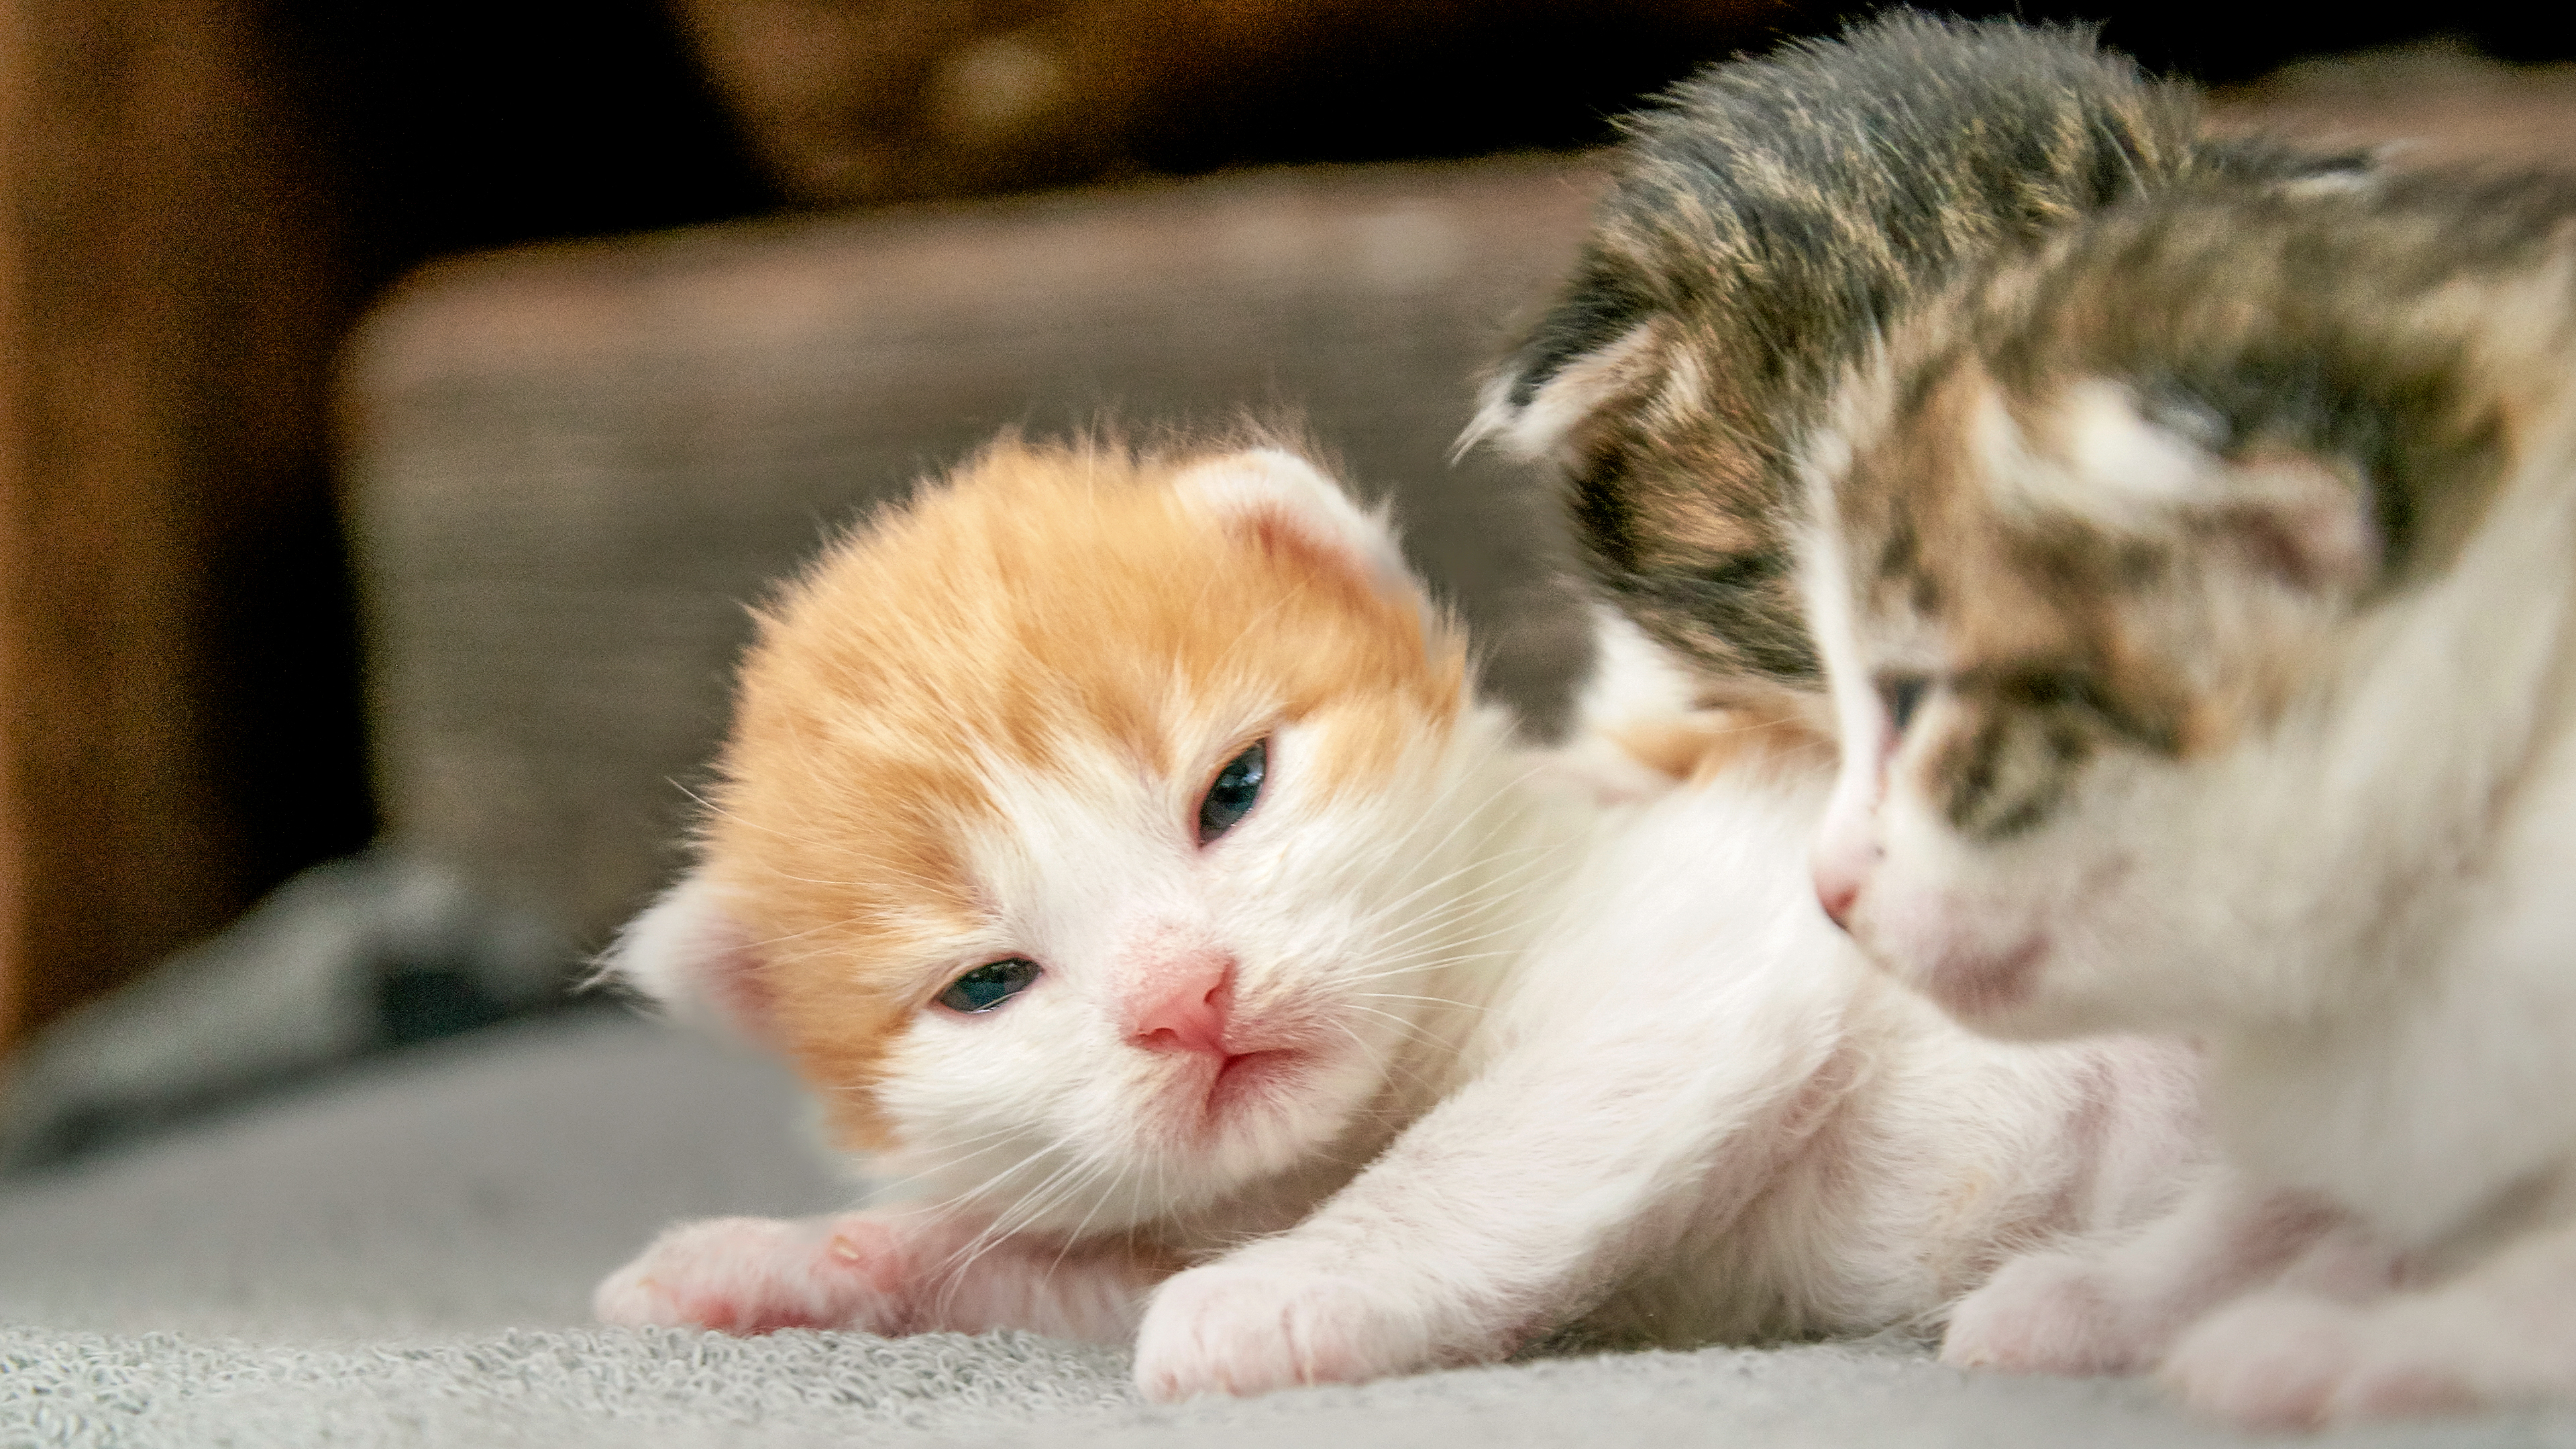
[
  {"left": 1610, "top": 702, "right": 1836, "bottom": 787},
  {"left": 698, "top": 439, "right": 1467, "bottom": 1149}
]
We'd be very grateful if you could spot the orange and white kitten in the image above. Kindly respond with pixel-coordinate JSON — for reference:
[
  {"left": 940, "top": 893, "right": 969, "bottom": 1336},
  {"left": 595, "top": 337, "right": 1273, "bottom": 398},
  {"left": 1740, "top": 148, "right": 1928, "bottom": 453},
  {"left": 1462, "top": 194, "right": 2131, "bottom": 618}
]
[
  {"left": 1803, "top": 172, "right": 2576, "bottom": 1426},
  {"left": 594, "top": 437, "right": 2201, "bottom": 1399}
]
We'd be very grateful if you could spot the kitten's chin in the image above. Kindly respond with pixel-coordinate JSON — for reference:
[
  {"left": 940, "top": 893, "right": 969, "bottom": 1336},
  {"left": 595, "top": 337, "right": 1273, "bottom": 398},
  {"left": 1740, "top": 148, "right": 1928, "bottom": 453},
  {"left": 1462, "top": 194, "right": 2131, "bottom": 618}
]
[
  {"left": 1915, "top": 934, "right": 2045, "bottom": 1020},
  {"left": 1850, "top": 903, "right": 2076, "bottom": 1039},
  {"left": 1851, "top": 855, "right": 2149, "bottom": 1040},
  {"left": 1878, "top": 932, "right": 2168, "bottom": 1043}
]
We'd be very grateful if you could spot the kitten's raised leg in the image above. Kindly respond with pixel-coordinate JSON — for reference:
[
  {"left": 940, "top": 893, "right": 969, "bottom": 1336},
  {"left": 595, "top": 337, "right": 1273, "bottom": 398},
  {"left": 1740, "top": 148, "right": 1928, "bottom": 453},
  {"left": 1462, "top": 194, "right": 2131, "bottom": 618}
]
[
  {"left": 1941, "top": 1167, "right": 2365, "bottom": 1375},
  {"left": 2163, "top": 1214, "right": 2576, "bottom": 1428},
  {"left": 1132, "top": 941, "right": 1855, "bottom": 1399},
  {"left": 595, "top": 1212, "right": 1171, "bottom": 1342}
]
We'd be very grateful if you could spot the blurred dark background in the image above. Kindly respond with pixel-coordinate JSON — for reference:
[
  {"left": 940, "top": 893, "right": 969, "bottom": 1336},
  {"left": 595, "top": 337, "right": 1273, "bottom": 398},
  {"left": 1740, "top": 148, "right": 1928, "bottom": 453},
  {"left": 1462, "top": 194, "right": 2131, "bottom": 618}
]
[
  {"left": 286, "top": 2, "right": 2571, "bottom": 264},
  {"left": 0, "top": 0, "right": 2567, "bottom": 1074}
]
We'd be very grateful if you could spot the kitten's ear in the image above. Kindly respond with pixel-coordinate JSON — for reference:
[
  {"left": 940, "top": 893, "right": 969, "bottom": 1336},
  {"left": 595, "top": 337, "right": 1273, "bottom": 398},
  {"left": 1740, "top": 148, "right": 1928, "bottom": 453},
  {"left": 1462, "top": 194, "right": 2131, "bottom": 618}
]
[
  {"left": 1464, "top": 315, "right": 1673, "bottom": 473},
  {"left": 1177, "top": 448, "right": 1425, "bottom": 607},
  {"left": 2191, "top": 457, "right": 2381, "bottom": 593},
  {"left": 2018, "top": 380, "right": 2383, "bottom": 592},
  {"left": 1465, "top": 250, "right": 1677, "bottom": 472},
  {"left": 598, "top": 869, "right": 777, "bottom": 1045}
]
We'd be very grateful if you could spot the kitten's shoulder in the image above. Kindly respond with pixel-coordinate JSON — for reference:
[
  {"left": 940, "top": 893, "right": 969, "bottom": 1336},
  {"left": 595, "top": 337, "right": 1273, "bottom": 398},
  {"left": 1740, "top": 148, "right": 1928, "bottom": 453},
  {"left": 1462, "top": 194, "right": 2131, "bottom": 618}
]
[{"left": 1536, "top": 603, "right": 1833, "bottom": 806}]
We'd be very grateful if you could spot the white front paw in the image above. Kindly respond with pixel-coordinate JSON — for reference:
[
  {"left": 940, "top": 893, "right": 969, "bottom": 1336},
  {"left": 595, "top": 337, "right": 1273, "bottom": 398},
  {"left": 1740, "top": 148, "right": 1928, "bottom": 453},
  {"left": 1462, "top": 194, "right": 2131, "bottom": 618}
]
[
  {"left": 1132, "top": 1249, "right": 1474, "bottom": 1401},
  {"left": 594, "top": 1215, "right": 903, "bottom": 1335},
  {"left": 1941, "top": 1248, "right": 2168, "bottom": 1375},
  {"left": 2161, "top": 1291, "right": 2481, "bottom": 1430}
]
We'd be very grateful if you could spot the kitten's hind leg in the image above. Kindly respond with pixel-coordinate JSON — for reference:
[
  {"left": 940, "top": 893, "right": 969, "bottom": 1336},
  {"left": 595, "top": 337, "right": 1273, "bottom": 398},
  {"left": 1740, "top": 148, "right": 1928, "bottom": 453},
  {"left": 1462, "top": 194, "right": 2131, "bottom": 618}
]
[
  {"left": 594, "top": 1212, "right": 1170, "bottom": 1342},
  {"left": 1941, "top": 1167, "right": 2365, "bottom": 1375}
]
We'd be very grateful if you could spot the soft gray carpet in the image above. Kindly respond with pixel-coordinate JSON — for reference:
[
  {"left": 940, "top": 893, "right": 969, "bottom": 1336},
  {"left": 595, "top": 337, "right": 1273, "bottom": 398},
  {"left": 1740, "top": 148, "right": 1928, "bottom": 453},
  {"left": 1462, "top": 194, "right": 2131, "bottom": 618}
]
[{"left": 5, "top": 1014, "right": 2570, "bottom": 1447}]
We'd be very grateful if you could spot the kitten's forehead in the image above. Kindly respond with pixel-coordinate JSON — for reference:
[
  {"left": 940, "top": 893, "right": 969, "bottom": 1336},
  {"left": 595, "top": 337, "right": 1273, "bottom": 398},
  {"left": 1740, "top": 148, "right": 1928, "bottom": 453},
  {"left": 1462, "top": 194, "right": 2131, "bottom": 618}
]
[
  {"left": 1842, "top": 171, "right": 2567, "bottom": 673},
  {"left": 1823, "top": 172, "right": 2576, "bottom": 855},
  {"left": 729, "top": 442, "right": 1452, "bottom": 816},
  {"left": 956, "top": 739, "right": 1214, "bottom": 965},
  {"left": 1837, "top": 359, "right": 2011, "bottom": 638}
]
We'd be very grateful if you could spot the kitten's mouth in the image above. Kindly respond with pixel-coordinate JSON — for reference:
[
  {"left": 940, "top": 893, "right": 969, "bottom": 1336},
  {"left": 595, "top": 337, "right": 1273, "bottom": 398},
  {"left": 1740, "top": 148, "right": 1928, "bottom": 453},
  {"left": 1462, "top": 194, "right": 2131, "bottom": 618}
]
[{"left": 1208, "top": 1048, "right": 1303, "bottom": 1106}]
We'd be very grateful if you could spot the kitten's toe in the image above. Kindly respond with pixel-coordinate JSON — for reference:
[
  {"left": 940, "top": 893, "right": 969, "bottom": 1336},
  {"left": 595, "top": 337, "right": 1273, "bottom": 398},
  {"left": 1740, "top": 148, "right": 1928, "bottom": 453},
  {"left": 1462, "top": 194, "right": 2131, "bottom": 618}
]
[
  {"left": 1132, "top": 1253, "right": 1472, "bottom": 1401},
  {"left": 2158, "top": 1291, "right": 2362, "bottom": 1430},
  {"left": 593, "top": 1215, "right": 902, "bottom": 1335},
  {"left": 1941, "top": 1249, "right": 2162, "bottom": 1375}
]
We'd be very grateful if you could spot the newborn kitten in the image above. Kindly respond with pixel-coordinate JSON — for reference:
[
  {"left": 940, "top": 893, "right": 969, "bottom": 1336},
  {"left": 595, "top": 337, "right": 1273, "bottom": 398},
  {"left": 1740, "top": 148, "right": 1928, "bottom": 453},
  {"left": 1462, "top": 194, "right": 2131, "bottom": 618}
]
[
  {"left": 593, "top": 437, "right": 2202, "bottom": 1397},
  {"left": 1470, "top": 13, "right": 2353, "bottom": 729},
  {"left": 1803, "top": 169, "right": 2576, "bottom": 1427}
]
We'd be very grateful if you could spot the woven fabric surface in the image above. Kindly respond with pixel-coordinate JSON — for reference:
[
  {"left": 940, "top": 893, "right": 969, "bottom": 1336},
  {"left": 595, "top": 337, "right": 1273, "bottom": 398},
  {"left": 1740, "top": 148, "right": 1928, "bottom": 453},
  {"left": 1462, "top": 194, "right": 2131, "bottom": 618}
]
[{"left": 5, "top": 1014, "right": 2570, "bottom": 1448}]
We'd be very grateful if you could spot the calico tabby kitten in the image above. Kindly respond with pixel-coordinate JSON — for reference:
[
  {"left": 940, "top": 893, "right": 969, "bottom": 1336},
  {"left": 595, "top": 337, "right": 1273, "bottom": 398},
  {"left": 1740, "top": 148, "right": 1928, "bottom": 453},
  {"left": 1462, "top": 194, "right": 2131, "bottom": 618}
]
[
  {"left": 594, "top": 437, "right": 2202, "bottom": 1398},
  {"left": 1803, "top": 169, "right": 2576, "bottom": 1426},
  {"left": 1470, "top": 13, "right": 2355, "bottom": 729}
]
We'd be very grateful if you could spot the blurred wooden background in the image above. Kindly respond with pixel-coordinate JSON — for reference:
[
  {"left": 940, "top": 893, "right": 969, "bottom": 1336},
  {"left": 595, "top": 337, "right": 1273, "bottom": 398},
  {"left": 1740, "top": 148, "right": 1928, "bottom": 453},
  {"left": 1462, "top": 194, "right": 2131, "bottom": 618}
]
[
  {"left": 0, "top": 0, "right": 2566, "bottom": 1058},
  {"left": 0, "top": 0, "right": 364, "bottom": 1051},
  {"left": 0, "top": 0, "right": 765, "bottom": 1054}
]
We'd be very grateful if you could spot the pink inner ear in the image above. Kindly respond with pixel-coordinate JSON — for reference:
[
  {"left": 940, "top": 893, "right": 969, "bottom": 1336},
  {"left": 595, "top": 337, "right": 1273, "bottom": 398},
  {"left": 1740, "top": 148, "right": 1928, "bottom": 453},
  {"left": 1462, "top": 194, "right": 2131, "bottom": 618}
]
[
  {"left": 2205, "top": 462, "right": 2382, "bottom": 593},
  {"left": 1237, "top": 504, "right": 1357, "bottom": 584},
  {"left": 1175, "top": 448, "right": 1420, "bottom": 606},
  {"left": 616, "top": 873, "right": 779, "bottom": 1045},
  {"left": 701, "top": 928, "right": 778, "bottom": 1042}
]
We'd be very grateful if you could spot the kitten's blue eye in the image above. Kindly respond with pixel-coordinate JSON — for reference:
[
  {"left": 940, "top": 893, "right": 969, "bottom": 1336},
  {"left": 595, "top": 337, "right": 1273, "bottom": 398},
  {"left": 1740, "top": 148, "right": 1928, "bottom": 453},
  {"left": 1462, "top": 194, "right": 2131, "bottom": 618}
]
[
  {"left": 938, "top": 957, "right": 1041, "bottom": 1014},
  {"left": 1197, "top": 740, "right": 1267, "bottom": 843},
  {"left": 1880, "top": 674, "right": 1931, "bottom": 735}
]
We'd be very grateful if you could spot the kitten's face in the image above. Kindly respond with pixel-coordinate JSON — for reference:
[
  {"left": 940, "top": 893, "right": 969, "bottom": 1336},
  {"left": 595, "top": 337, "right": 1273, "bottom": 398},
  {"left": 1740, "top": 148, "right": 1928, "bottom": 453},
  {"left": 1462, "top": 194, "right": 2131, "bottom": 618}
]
[
  {"left": 1795, "top": 179, "right": 2568, "bottom": 1040},
  {"left": 622, "top": 444, "right": 1510, "bottom": 1234},
  {"left": 1802, "top": 359, "right": 2410, "bottom": 1038}
]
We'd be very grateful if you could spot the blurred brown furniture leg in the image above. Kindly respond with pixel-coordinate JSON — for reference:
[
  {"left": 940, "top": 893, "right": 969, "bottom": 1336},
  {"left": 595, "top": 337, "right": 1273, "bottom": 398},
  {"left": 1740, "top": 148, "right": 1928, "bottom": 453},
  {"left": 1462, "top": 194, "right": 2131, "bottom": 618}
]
[{"left": 0, "top": 0, "right": 369, "bottom": 1055}]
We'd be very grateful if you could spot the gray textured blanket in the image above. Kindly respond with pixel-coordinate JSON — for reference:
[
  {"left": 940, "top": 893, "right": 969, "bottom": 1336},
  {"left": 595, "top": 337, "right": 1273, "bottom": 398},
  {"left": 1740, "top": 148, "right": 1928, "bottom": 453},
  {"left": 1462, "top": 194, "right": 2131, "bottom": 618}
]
[{"left": 3, "top": 1016, "right": 2566, "bottom": 1448}]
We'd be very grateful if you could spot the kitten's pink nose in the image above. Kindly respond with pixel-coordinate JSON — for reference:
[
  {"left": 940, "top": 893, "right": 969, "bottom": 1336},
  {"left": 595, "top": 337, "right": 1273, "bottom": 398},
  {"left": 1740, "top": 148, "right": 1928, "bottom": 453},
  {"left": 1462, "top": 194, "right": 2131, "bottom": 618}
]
[
  {"left": 1813, "top": 773, "right": 1881, "bottom": 934},
  {"left": 1811, "top": 828, "right": 1875, "bottom": 932},
  {"left": 1126, "top": 951, "right": 1234, "bottom": 1057},
  {"left": 1815, "top": 871, "right": 1860, "bottom": 931}
]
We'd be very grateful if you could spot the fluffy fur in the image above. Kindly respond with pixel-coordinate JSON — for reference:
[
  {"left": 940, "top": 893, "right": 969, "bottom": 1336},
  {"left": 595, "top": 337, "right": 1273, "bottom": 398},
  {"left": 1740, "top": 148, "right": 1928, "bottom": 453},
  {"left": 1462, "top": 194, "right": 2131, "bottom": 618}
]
[
  {"left": 1469, "top": 13, "right": 2357, "bottom": 729},
  {"left": 593, "top": 437, "right": 2204, "bottom": 1399},
  {"left": 1802, "top": 168, "right": 2576, "bottom": 1427}
]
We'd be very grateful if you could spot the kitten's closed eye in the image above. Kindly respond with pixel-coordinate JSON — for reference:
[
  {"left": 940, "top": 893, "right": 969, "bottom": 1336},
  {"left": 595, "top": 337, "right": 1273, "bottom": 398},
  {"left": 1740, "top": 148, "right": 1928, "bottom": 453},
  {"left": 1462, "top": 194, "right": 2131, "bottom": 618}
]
[
  {"left": 1879, "top": 674, "right": 1932, "bottom": 735},
  {"left": 939, "top": 957, "right": 1042, "bottom": 1014},
  {"left": 1197, "top": 741, "right": 1267, "bottom": 843}
]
